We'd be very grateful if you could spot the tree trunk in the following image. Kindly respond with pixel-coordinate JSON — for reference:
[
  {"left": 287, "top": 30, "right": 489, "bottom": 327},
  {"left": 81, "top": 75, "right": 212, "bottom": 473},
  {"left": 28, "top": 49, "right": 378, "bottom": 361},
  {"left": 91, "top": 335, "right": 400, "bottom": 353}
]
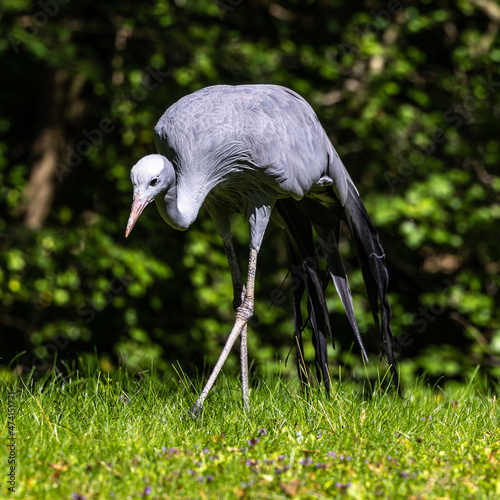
[{"left": 21, "top": 69, "right": 87, "bottom": 229}]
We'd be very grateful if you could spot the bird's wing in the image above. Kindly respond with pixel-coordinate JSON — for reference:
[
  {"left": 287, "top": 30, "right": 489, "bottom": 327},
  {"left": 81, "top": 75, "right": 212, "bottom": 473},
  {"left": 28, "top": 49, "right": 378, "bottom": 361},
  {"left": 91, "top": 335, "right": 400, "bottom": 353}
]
[{"left": 153, "top": 84, "right": 350, "bottom": 203}]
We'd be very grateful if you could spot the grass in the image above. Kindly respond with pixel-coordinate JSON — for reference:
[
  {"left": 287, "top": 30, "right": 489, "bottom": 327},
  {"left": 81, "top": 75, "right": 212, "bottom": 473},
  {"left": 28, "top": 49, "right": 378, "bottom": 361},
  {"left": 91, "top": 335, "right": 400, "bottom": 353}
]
[{"left": 1, "top": 363, "right": 499, "bottom": 499}]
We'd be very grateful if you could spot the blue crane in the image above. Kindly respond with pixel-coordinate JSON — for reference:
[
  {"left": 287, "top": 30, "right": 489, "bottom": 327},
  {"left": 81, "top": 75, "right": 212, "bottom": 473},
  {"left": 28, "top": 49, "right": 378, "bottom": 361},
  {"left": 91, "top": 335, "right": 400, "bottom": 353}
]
[{"left": 126, "top": 84, "right": 398, "bottom": 416}]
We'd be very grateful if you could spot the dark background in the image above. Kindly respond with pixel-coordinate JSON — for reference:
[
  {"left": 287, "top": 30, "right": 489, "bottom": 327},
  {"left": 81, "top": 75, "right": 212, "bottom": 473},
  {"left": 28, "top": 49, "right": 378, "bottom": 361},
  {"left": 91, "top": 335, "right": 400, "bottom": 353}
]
[{"left": 1, "top": 0, "right": 499, "bottom": 386}]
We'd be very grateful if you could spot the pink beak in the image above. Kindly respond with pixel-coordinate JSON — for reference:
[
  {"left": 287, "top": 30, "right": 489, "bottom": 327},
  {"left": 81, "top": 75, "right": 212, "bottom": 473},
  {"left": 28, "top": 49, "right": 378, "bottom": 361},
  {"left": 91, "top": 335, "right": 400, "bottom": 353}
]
[{"left": 125, "top": 193, "right": 149, "bottom": 238}]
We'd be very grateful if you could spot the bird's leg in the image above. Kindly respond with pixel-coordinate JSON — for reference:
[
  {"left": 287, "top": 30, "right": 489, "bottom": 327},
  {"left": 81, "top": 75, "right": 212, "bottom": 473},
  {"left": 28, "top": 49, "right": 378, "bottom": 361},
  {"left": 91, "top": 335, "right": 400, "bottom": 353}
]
[
  {"left": 239, "top": 324, "right": 249, "bottom": 411},
  {"left": 235, "top": 248, "right": 260, "bottom": 410},
  {"left": 188, "top": 248, "right": 259, "bottom": 418},
  {"left": 222, "top": 240, "right": 249, "bottom": 411},
  {"left": 222, "top": 241, "right": 246, "bottom": 309},
  {"left": 206, "top": 205, "right": 249, "bottom": 409},
  {"left": 189, "top": 201, "right": 272, "bottom": 418}
]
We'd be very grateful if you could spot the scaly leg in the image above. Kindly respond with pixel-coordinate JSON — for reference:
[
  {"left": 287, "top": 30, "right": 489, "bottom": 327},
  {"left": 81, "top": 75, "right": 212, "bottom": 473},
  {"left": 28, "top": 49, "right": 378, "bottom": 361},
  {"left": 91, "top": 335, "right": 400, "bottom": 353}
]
[
  {"left": 239, "top": 324, "right": 249, "bottom": 410},
  {"left": 206, "top": 204, "right": 250, "bottom": 411},
  {"left": 223, "top": 239, "right": 249, "bottom": 411},
  {"left": 189, "top": 248, "right": 258, "bottom": 417}
]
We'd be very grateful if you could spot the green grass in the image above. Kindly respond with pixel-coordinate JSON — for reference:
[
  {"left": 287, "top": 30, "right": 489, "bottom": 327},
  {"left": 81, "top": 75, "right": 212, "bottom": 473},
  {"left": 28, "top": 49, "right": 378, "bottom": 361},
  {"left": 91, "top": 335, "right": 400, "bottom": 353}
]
[{"left": 1, "top": 364, "right": 499, "bottom": 499}]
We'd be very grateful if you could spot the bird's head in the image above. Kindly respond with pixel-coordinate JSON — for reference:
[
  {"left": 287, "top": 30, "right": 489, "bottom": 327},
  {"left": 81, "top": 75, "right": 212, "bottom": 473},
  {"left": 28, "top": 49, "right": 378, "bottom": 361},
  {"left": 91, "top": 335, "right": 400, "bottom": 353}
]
[{"left": 125, "top": 154, "right": 175, "bottom": 237}]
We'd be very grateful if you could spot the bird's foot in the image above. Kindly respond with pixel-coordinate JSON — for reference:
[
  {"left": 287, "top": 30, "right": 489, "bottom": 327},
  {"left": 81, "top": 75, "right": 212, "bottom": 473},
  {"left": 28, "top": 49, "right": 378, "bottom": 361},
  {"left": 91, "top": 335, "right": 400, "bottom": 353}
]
[
  {"left": 242, "top": 389, "right": 249, "bottom": 412},
  {"left": 185, "top": 401, "right": 204, "bottom": 420}
]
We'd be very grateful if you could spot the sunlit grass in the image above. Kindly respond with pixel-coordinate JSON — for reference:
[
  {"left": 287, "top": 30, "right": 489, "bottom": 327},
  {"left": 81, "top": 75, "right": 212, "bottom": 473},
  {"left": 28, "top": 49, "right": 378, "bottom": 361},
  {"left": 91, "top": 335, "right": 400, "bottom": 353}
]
[{"left": 1, "top": 363, "right": 499, "bottom": 499}]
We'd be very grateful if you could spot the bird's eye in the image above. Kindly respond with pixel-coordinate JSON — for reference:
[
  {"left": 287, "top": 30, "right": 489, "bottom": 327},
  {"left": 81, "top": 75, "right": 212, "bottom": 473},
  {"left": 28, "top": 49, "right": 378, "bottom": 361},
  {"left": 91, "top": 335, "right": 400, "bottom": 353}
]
[{"left": 150, "top": 178, "right": 158, "bottom": 187}]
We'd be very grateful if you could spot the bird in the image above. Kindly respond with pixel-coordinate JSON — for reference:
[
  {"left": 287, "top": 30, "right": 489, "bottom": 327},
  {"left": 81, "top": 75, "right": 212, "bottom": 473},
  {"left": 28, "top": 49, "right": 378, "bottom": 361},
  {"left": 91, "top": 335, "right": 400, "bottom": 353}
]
[{"left": 125, "top": 84, "right": 399, "bottom": 416}]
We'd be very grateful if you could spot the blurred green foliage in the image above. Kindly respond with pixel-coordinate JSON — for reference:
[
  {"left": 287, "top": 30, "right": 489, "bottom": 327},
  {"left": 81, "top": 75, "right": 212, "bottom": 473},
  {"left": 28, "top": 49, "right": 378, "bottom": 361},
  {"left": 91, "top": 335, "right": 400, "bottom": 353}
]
[{"left": 0, "top": 0, "right": 499, "bottom": 385}]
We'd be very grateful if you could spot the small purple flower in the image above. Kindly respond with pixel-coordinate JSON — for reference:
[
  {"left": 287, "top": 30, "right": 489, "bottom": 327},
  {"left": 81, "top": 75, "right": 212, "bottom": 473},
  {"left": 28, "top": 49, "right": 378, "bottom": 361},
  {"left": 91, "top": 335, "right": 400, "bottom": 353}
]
[
  {"left": 274, "top": 465, "right": 290, "bottom": 475},
  {"left": 188, "top": 469, "right": 195, "bottom": 475},
  {"left": 299, "top": 457, "right": 313, "bottom": 465},
  {"left": 248, "top": 437, "right": 260, "bottom": 446},
  {"left": 335, "top": 481, "right": 352, "bottom": 490},
  {"left": 162, "top": 446, "right": 167, "bottom": 453},
  {"left": 141, "top": 485, "right": 152, "bottom": 496},
  {"left": 258, "top": 428, "right": 267, "bottom": 435},
  {"left": 327, "top": 451, "right": 336, "bottom": 458},
  {"left": 400, "top": 471, "right": 409, "bottom": 478},
  {"left": 169, "top": 447, "right": 179, "bottom": 455},
  {"left": 71, "top": 495, "right": 86, "bottom": 500},
  {"left": 207, "top": 474, "right": 214, "bottom": 482},
  {"left": 246, "top": 459, "right": 259, "bottom": 468},
  {"left": 317, "top": 431, "right": 323, "bottom": 438},
  {"left": 202, "top": 448, "right": 210, "bottom": 454},
  {"left": 265, "top": 458, "right": 274, "bottom": 464},
  {"left": 198, "top": 475, "right": 204, "bottom": 483},
  {"left": 119, "top": 395, "right": 130, "bottom": 404},
  {"left": 278, "top": 454, "right": 286, "bottom": 461}
]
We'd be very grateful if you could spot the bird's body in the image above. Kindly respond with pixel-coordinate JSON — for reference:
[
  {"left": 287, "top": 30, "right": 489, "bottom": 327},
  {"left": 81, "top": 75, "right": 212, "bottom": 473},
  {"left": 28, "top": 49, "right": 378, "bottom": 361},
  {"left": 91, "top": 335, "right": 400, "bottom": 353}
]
[
  {"left": 155, "top": 85, "right": 342, "bottom": 207},
  {"left": 126, "top": 84, "right": 398, "bottom": 415}
]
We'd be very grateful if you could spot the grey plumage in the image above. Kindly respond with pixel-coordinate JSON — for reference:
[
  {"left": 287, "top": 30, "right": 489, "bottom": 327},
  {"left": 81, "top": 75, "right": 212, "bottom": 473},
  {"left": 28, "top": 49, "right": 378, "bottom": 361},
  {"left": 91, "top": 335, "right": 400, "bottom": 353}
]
[{"left": 126, "top": 84, "right": 399, "bottom": 414}]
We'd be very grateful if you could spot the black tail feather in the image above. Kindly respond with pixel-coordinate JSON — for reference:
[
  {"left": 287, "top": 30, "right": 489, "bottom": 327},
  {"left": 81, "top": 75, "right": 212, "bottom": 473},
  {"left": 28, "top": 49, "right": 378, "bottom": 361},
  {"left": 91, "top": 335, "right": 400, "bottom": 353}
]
[
  {"left": 287, "top": 196, "right": 369, "bottom": 362},
  {"left": 283, "top": 236, "right": 308, "bottom": 389},
  {"left": 274, "top": 179, "right": 399, "bottom": 393},
  {"left": 315, "top": 225, "right": 369, "bottom": 363},
  {"left": 276, "top": 199, "right": 332, "bottom": 390},
  {"left": 304, "top": 263, "right": 332, "bottom": 391},
  {"left": 343, "top": 182, "right": 400, "bottom": 391}
]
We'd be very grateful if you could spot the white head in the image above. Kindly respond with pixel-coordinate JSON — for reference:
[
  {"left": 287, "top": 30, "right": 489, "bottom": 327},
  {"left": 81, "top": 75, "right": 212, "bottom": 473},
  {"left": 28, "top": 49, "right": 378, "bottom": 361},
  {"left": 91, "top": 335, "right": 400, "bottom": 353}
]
[{"left": 125, "top": 154, "right": 175, "bottom": 237}]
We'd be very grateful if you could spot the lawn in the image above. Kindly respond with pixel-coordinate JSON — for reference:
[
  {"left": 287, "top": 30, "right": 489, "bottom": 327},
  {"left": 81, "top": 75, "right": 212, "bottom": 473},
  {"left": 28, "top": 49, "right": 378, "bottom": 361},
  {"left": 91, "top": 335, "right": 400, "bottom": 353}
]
[{"left": 1, "top": 364, "right": 499, "bottom": 499}]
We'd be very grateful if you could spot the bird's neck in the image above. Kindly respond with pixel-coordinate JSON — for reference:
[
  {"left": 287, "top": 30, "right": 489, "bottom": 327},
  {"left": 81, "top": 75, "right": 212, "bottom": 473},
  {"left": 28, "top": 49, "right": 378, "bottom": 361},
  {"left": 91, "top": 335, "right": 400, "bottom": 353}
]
[{"left": 155, "top": 181, "right": 205, "bottom": 231}]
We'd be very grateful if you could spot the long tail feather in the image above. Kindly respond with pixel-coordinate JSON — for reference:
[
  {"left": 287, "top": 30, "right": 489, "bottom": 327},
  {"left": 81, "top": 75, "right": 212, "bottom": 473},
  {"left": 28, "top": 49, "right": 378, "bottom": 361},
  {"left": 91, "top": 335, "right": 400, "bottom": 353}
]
[
  {"left": 282, "top": 236, "right": 308, "bottom": 389},
  {"left": 343, "top": 181, "right": 400, "bottom": 391},
  {"left": 304, "top": 263, "right": 331, "bottom": 391},
  {"left": 275, "top": 199, "right": 332, "bottom": 390},
  {"left": 315, "top": 225, "right": 369, "bottom": 363},
  {"left": 274, "top": 177, "right": 399, "bottom": 394},
  {"left": 291, "top": 197, "right": 369, "bottom": 361}
]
